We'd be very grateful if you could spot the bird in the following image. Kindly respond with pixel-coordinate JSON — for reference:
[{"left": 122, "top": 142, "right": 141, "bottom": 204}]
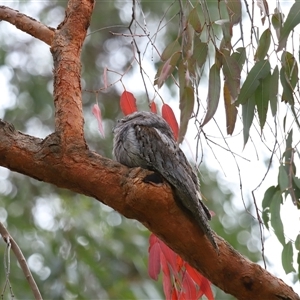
[{"left": 112, "top": 111, "right": 218, "bottom": 250}]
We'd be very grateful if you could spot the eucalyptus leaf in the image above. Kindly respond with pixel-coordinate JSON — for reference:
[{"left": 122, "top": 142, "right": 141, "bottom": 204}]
[
  {"left": 278, "top": 2, "right": 300, "bottom": 51},
  {"left": 236, "top": 60, "right": 270, "bottom": 105},
  {"left": 282, "top": 241, "right": 295, "bottom": 274},
  {"left": 269, "top": 66, "right": 279, "bottom": 117},
  {"left": 270, "top": 191, "right": 285, "bottom": 246},
  {"left": 201, "top": 64, "right": 221, "bottom": 127},
  {"left": 242, "top": 95, "right": 255, "bottom": 147}
]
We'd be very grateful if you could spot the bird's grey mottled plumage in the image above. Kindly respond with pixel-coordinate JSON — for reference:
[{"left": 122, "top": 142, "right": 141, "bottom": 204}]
[{"left": 113, "top": 111, "right": 217, "bottom": 250}]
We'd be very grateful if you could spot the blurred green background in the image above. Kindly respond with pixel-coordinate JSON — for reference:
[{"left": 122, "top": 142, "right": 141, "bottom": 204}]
[{"left": 0, "top": 1, "right": 262, "bottom": 299}]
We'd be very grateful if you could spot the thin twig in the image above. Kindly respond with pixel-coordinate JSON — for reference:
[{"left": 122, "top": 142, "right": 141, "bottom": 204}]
[{"left": 0, "top": 222, "right": 43, "bottom": 300}]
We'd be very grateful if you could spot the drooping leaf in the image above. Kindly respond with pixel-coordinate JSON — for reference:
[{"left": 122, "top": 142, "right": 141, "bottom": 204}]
[
  {"left": 120, "top": 91, "right": 138, "bottom": 115},
  {"left": 242, "top": 95, "right": 255, "bottom": 147},
  {"left": 162, "top": 104, "right": 179, "bottom": 141},
  {"left": 282, "top": 241, "right": 295, "bottom": 274},
  {"left": 225, "top": 0, "right": 241, "bottom": 25},
  {"left": 255, "top": 72, "right": 271, "bottom": 130},
  {"left": 148, "top": 234, "right": 214, "bottom": 300},
  {"left": 148, "top": 234, "right": 161, "bottom": 280},
  {"left": 280, "top": 51, "right": 298, "bottom": 104},
  {"left": 150, "top": 101, "right": 157, "bottom": 114},
  {"left": 284, "top": 130, "right": 293, "bottom": 175},
  {"left": 179, "top": 86, "right": 194, "bottom": 143},
  {"left": 270, "top": 191, "right": 285, "bottom": 246},
  {"left": 298, "top": 252, "right": 300, "bottom": 281},
  {"left": 269, "top": 66, "right": 279, "bottom": 116},
  {"left": 223, "top": 84, "right": 237, "bottom": 135},
  {"left": 295, "top": 234, "right": 300, "bottom": 251},
  {"left": 222, "top": 54, "right": 241, "bottom": 101},
  {"left": 278, "top": 2, "right": 300, "bottom": 51},
  {"left": 161, "top": 39, "right": 181, "bottom": 61},
  {"left": 188, "top": 6, "right": 202, "bottom": 33},
  {"left": 272, "top": 8, "right": 284, "bottom": 39},
  {"left": 231, "top": 47, "right": 246, "bottom": 71},
  {"left": 92, "top": 103, "right": 105, "bottom": 138},
  {"left": 219, "top": 20, "right": 232, "bottom": 46},
  {"left": 236, "top": 60, "right": 271, "bottom": 105},
  {"left": 180, "top": 271, "right": 197, "bottom": 300},
  {"left": 185, "top": 263, "right": 214, "bottom": 300},
  {"left": 201, "top": 64, "right": 221, "bottom": 127},
  {"left": 192, "top": 39, "right": 208, "bottom": 69},
  {"left": 254, "top": 28, "right": 271, "bottom": 61},
  {"left": 262, "top": 185, "right": 278, "bottom": 230},
  {"left": 278, "top": 164, "right": 289, "bottom": 192},
  {"left": 155, "top": 51, "right": 181, "bottom": 88},
  {"left": 262, "top": 186, "right": 278, "bottom": 210},
  {"left": 293, "top": 176, "right": 300, "bottom": 190},
  {"left": 256, "top": 0, "right": 269, "bottom": 24}
]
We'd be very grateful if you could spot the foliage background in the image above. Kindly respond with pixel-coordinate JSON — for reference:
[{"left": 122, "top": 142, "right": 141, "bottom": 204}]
[{"left": 0, "top": 1, "right": 299, "bottom": 299}]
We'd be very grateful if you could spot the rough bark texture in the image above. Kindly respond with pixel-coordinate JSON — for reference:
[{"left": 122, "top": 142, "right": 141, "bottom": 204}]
[{"left": 0, "top": 2, "right": 299, "bottom": 300}]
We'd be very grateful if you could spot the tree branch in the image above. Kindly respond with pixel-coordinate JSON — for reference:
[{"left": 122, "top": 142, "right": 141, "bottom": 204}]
[
  {"left": 0, "top": 6, "right": 55, "bottom": 45},
  {"left": 0, "top": 121, "right": 298, "bottom": 300},
  {"left": 0, "top": 222, "right": 43, "bottom": 300},
  {"left": 0, "top": 0, "right": 299, "bottom": 299}
]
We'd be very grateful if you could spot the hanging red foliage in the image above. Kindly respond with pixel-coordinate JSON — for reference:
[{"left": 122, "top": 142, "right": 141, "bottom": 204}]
[
  {"left": 148, "top": 233, "right": 214, "bottom": 300},
  {"left": 92, "top": 103, "right": 105, "bottom": 137},
  {"left": 162, "top": 103, "right": 179, "bottom": 141},
  {"left": 120, "top": 91, "right": 138, "bottom": 115}
]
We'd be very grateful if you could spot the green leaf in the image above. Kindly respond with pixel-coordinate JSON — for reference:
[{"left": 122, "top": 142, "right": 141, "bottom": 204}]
[
  {"left": 154, "top": 52, "right": 181, "bottom": 88},
  {"left": 188, "top": 6, "right": 201, "bottom": 33},
  {"left": 225, "top": 0, "right": 241, "bottom": 25},
  {"left": 298, "top": 252, "right": 300, "bottom": 280},
  {"left": 223, "top": 55, "right": 241, "bottom": 101},
  {"left": 255, "top": 72, "right": 271, "bottom": 130},
  {"left": 236, "top": 60, "right": 271, "bottom": 105},
  {"left": 262, "top": 208, "right": 270, "bottom": 230},
  {"left": 201, "top": 64, "right": 221, "bottom": 127},
  {"left": 262, "top": 186, "right": 278, "bottom": 209},
  {"left": 223, "top": 84, "right": 237, "bottom": 135},
  {"left": 280, "top": 51, "right": 298, "bottom": 104},
  {"left": 278, "top": 2, "right": 300, "bottom": 51},
  {"left": 242, "top": 95, "right": 255, "bottom": 147},
  {"left": 278, "top": 164, "right": 289, "bottom": 192},
  {"left": 295, "top": 234, "right": 300, "bottom": 251},
  {"left": 270, "top": 191, "right": 285, "bottom": 246},
  {"left": 262, "top": 186, "right": 278, "bottom": 229},
  {"left": 161, "top": 40, "right": 181, "bottom": 61},
  {"left": 179, "top": 86, "right": 194, "bottom": 143},
  {"left": 293, "top": 176, "right": 300, "bottom": 190},
  {"left": 254, "top": 29, "right": 271, "bottom": 61},
  {"left": 282, "top": 241, "right": 295, "bottom": 274},
  {"left": 192, "top": 39, "right": 208, "bottom": 69},
  {"left": 269, "top": 66, "right": 279, "bottom": 117},
  {"left": 272, "top": 8, "right": 284, "bottom": 30},
  {"left": 284, "top": 130, "right": 293, "bottom": 174},
  {"left": 231, "top": 47, "right": 246, "bottom": 71}
]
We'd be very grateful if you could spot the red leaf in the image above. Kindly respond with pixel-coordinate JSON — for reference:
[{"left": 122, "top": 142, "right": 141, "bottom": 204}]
[
  {"left": 148, "top": 234, "right": 214, "bottom": 300},
  {"left": 150, "top": 101, "right": 157, "bottom": 113},
  {"left": 120, "top": 91, "right": 138, "bottom": 115},
  {"left": 162, "top": 104, "right": 179, "bottom": 140},
  {"left": 180, "top": 271, "right": 197, "bottom": 300},
  {"left": 148, "top": 234, "right": 161, "bottom": 280},
  {"left": 92, "top": 104, "right": 105, "bottom": 137},
  {"left": 186, "top": 263, "right": 214, "bottom": 300}
]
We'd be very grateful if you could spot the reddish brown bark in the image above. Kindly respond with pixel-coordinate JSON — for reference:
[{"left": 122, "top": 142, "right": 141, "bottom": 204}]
[{"left": 0, "top": 2, "right": 299, "bottom": 300}]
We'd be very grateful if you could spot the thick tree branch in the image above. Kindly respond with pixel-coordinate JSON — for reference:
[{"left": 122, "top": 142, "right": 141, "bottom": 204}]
[
  {"left": 0, "top": 0, "right": 299, "bottom": 299},
  {"left": 0, "top": 121, "right": 299, "bottom": 300},
  {"left": 0, "top": 6, "right": 55, "bottom": 45}
]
